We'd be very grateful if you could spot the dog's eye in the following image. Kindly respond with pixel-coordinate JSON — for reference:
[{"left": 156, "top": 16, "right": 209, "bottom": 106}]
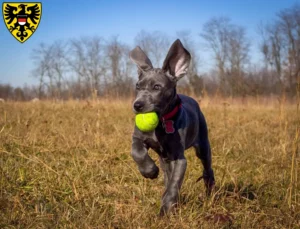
[
  {"left": 153, "top": 85, "right": 161, "bottom": 90},
  {"left": 136, "top": 84, "right": 140, "bottom": 90}
]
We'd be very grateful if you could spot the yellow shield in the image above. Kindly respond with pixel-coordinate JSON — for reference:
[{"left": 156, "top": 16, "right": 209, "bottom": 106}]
[{"left": 2, "top": 2, "right": 42, "bottom": 43}]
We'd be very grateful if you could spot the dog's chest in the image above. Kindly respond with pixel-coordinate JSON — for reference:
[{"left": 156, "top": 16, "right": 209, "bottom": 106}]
[
  {"left": 144, "top": 133, "right": 163, "bottom": 154},
  {"left": 144, "top": 130, "right": 180, "bottom": 160}
]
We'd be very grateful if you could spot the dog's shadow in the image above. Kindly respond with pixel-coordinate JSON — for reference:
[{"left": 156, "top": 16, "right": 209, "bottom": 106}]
[
  {"left": 181, "top": 181, "right": 258, "bottom": 206},
  {"left": 179, "top": 182, "right": 258, "bottom": 225},
  {"left": 217, "top": 182, "right": 257, "bottom": 201}
]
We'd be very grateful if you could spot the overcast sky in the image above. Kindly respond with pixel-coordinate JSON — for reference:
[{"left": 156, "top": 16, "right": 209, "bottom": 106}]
[{"left": 0, "top": 0, "right": 299, "bottom": 87}]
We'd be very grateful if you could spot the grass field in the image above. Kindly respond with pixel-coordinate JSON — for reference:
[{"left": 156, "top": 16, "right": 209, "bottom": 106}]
[{"left": 0, "top": 98, "right": 299, "bottom": 228}]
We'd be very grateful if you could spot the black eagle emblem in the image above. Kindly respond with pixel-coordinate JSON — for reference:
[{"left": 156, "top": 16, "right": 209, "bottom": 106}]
[{"left": 3, "top": 3, "right": 42, "bottom": 42}]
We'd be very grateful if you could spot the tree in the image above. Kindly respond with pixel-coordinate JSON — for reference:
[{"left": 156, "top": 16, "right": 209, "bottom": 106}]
[
  {"left": 67, "top": 36, "right": 106, "bottom": 98},
  {"left": 134, "top": 30, "right": 170, "bottom": 67},
  {"left": 258, "top": 4, "right": 300, "bottom": 96},
  {"left": 31, "top": 41, "right": 68, "bottom": 99},
  {"left": 105, "top": 36, "right": 134, "bottom": 96},
  {"left": 51, "top": 41, "right": 68, "bottom": 98},
  {"left": 31, "top": 43, "right": 52, "bottom": 99},
  {"left": 176, "top": 30, "right": 204, "bottom": 96},
  {"left": 201, "top": 17, "right": 231, "bottom": 95},
  {"left": 0, "top": 84, "right": 13, "bottom": 100},
  {"left": 277, "top": 4, "right": 300, "bottom": 95},
  {"left": 201, "top": 17, "right": 250, "bottom": 96},
  {"left": 227, "top": 26, "right": 250, "bottom": 96}
]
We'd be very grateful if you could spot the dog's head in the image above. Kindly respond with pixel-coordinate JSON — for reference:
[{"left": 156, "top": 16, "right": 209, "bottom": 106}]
[{"left": 130, "top": 39, "right": 191, "bottom": 115}]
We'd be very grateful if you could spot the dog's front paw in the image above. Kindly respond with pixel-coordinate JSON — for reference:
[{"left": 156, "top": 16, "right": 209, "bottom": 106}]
[
  {"left": 139, "top": 164, "right": 159, "bottom": 179},
  {"left": 159, "top": 201, "right": 177, "bottom": 217},
  {"left": 203, "top": 169, "right": 215, "bottom": 195}
]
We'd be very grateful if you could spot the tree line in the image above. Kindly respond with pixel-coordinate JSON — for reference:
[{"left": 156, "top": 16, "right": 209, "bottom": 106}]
[{"left": 1, "top": 4, "right": 299, "bottom": 101}]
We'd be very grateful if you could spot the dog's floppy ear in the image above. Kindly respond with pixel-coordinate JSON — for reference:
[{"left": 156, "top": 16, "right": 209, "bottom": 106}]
[
  {"left": 130, "top": 46, "right": 153, "bottom": 73},
  {"left": 162, "top": 39, "right": 191, "bottom": 81}
]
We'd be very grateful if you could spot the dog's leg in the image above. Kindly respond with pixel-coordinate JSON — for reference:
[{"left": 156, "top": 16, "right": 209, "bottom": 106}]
[
  {"left": 194, "top": 111, "right": 215, "bottom": 194},
  {"left": 159, "top": 157, "right": 169, "bottom": 187},
  {"left": 131, "top": 137, "right": 159, "bottom": 179},
  {"left": 195, "top": 138, "right": 215, "bottom": 194},
  {"left": 159, "top": 157, "right": 174, "bottom": 188},
  {"left": 159, "top": 156, "right": 187, "bottom": 216}
]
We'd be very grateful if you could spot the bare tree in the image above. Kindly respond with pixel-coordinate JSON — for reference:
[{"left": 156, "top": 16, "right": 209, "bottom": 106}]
[
  {"left": 227, "top": 26, "right": 250, "bottom": 96},
  {"left": 31, "top": 43, "right": 53, "bottom": 98},
  {"left": 201, "top": 17, "right": 250, "bottom": 96},
  {"left": 51, "top": 41, "right": 68, "bottom": 98},
  {"left": 177, "top": 30, "right": 199, "bottom": 75},
  {"left": 258, "top": 4, "right": 300, "bottom": 96},
  {"left": 105, "top": 36, "right": 134, "bottom": 96},
  {"left": 31, "top": 41, "right": 68, "bottom": 99},
  {"left": 201, "top": 17, "right": 230, "bottom": 95},
  {"left": 31, "top": 63, "right": 46, "bottom": 99},
  {"left": 134, "top": 30, "right": 170, "bottom": 67},
  {"left": 177, "top": 30, "right": 204, "bottom": 96},
  {"left": 25, "top": 4, "right": 300, "bottom": 100},
  {"left": 0, "top": 84, "right": 13, "bottom": 100},
  {"left": 106, "top": 36, "right": 124, "bottom": 82},
  {"left": 67, "top": 36, "right": 106, "bottom": 97},
  {"left": 277, "top": 4, "right": 300, "bottom": 94}
]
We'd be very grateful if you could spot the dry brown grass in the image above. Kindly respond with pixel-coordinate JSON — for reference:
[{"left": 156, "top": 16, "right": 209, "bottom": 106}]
[{"left": 0, "top": 97, "right": 299, "bottom": 228}]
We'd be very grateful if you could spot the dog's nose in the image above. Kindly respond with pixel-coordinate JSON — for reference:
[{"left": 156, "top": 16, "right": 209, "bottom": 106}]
[{"left": 134, "top": 101, "right": 144, "bottom": 111}]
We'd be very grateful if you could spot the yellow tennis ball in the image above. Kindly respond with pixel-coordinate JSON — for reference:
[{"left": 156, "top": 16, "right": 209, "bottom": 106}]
[{"left": 135, "top": 112, "right": 159, "bottom": 132}]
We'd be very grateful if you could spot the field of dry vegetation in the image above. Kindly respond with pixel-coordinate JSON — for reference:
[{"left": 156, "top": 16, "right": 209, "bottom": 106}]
[{"left": 0, "top": 97, "right": 299, "bottom": 228}]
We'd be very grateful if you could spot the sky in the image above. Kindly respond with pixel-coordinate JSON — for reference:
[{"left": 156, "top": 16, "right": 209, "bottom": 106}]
[{"left": 0, "top": 0, "right": 299, "bottom": 87}]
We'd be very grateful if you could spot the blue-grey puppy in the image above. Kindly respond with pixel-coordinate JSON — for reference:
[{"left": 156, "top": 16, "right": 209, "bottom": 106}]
[{"left": 130, "top": 39, "right": 215, "bottom": 216}]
